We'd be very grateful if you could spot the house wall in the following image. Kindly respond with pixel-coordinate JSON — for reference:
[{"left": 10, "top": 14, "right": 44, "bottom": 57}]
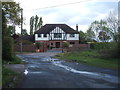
[
  {"left": 35, "top": 34, "right": 49, "bottom": 41},
  {"left": 35, "top": 27, "right": 79, "bottom": 41},
  {"left": 66, "top": 34, "right": 79, "bottom": 40}
]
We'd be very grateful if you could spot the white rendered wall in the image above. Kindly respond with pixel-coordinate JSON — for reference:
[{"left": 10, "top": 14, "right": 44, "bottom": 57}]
[
  {"left": 35, "top": 26, "right": 79, "bottom": 41},
  {"left": 66, "top": 34, "right": 79, "bottom": 40},
  {"left": 35, "top": 34, "right": 49, "bottom": 41}
]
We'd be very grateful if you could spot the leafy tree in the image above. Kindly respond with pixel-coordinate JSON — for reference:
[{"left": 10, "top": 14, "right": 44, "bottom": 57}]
[
  {"left": 8, "top": 26, "right": 16, "bottom": 35},
  {"left": 85, "top": 27, "right": 95, "bottom": 42},
  {"left": 30, "top": 15, "right": 43, "bottom": 34},
  {"left": 98, "top": 31, "right": 111, "bottom": 42},
  {"left": 34, "top": 15, "right": 39, "bottom": 32},
  {"left": 88, "top": 20, "right": 110, "bottom": 42},
  {"left": 37, "top": 17, "right": 43, "bottom": 29},
  {"left": 30, "top": 16, "right": 34, "bottom": 35},
  {"left": 22, "top": 29, "right": 28, "bottom": 35},
  {"left": 107, "top": 12, "right": 118, "bottom": 42},
  {"left": 79, "top": 31, "right": 87, "bottom": 43},
  {"left": 2, "top": 2, "right": 21, "bottom": 25},
  {"left": 2, "top": 2, "right": 21, "bottom": 61}
]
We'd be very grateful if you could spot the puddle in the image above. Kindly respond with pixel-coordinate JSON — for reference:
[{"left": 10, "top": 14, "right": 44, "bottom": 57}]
[
  {"left": 51, "top": 58, "right": 120, "bottom": 84},
  {"left": 24, "top": 69, "right": 28, "bottom": 75}
]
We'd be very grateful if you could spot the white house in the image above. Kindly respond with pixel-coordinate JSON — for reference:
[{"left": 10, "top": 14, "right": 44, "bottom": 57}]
[{"left": 34, "top": 24, "right": 79, "bottom": 48}]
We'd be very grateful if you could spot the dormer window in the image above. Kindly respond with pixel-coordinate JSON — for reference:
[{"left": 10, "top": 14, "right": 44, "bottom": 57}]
[
  {"left": 70, "top": 34, "right": 75, "bottom": 37},
  {"left": 54, "top": 33, "right": 62, "bottom": 38},
  {"left": 38, "top": 34, "right": 41, "bottom": 37},
  {"left": 44, "top": 34, "right": 47, "bottom": 37}
]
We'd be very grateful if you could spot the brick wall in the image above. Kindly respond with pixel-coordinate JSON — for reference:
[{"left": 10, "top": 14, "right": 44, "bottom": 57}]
[
  {"left": 67, "top": 44, "right": 90, "bottom": 52},
  {"left": 14, "top": 44, "right": 48, "bottom": 52}
]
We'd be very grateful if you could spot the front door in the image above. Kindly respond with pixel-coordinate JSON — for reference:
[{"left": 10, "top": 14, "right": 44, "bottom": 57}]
[{"left": 56, "top": 42, "right": 60, "bottom": 48}]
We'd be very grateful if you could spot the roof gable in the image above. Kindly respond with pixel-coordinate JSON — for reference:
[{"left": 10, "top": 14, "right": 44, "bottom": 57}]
[
  {"left": 34, "top": 24, "right": 79, "bottom": 34},
  {"left": 50, "top": 26, "right": 65, "bottom": 33}
]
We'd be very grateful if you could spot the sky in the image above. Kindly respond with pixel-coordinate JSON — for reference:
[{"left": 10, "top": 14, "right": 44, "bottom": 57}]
[{"left": 14, "top": 0, "right": 119, "bottom": 34}]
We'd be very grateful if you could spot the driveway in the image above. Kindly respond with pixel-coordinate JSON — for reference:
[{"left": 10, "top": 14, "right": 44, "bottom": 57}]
[{"left": 16, "top": 52, "right": 120, "bottom": 88}]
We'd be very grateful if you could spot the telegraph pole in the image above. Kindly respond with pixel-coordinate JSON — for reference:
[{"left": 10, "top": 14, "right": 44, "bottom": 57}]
[{"left": 20, "top": 8, "right": 23, "bottom": 52}]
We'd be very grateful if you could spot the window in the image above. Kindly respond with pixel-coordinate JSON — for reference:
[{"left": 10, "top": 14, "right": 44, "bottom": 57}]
[
  {"left": 44, "top": 34, "right": 47, "bottom": 37},
  {"left": 70, "top": 34, "right": 75, "bottom": 37},
  {"left": 70, "top": 42, "right": 75, "bottom": 44},
  {"left": 51, "top": 43, "right": 53, "bottom": 45},
  {"left": 38, "top": 34, "right": 41, "bottom": 37},
  {"left": 54, "top": 33, "right": 62, "bottom": 38}
]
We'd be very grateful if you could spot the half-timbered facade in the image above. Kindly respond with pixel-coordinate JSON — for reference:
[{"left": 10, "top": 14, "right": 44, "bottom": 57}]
[{"left": 35, "top": 24, "right": 79, "bottom": 48}]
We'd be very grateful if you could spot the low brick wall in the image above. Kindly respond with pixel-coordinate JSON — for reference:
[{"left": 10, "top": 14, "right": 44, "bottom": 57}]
[
  {"left": 68, "top": 44, "right": 90, "bottom": 52},
  {"left": 14, "top": 44, "right": 48, "bottom": 52}
]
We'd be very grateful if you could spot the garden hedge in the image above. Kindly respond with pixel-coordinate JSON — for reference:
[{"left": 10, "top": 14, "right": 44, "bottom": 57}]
[{"left": 90, "top": 42, "right": 118, "bottom": 50}]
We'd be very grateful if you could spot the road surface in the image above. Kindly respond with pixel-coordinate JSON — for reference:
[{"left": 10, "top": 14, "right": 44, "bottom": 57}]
[{"left": 16, "top": 52, "right": 120, "bottom": 88}]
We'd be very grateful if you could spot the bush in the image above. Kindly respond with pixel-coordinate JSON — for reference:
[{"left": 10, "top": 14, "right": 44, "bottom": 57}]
[
  {"left": 90, "top": 42, "right": 118, "bottom": 50},
  {"left": 63, "top": 41, "right": 69, "bottom": 48},
  {"left": 90, "top": 42, "right": 119, "bottom": 58},
  {"left": 2, "top": 37, "right": 14, "bottom": 61},
  {"left": 35, "top": 42, "right": 41, "bottom": 49}
]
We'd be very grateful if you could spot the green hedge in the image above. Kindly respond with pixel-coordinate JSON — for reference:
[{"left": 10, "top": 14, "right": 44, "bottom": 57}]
[
  {"left": 90, "top": 42, "right": 118, "bottom": 50},
  {"left": 2, "top": 37, "right": 14, "bottom": 61}
]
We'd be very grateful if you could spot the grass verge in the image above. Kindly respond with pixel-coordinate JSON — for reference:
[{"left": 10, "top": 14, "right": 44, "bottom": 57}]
[
  {"left": 3, "top": 55, "right": 23, "bottom": 64},
  {"left": 2, "top": 66, "right": 20, "bottom": 88},
  {"left": 2, "top": 54, "right": 23, "bottom": 88},
  {"left": 55, "top": 50, "right": 120, "bottom": 70}
]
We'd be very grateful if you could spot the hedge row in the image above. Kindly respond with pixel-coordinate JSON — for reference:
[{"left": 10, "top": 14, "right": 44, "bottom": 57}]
[
  {"left": 2, "top": 37, "right": 14, "bottom": 61},
  {"left": 90, "top": 42, "right": 118, "bottom": 50}
]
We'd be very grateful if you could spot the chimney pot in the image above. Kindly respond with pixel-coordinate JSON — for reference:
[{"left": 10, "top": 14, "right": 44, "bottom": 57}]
[{"left": 76, "top": 24, "right": 78, "bottom": 31}]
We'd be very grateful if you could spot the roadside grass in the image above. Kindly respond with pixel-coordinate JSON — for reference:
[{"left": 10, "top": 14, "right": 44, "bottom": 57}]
[
  {"left": 2, "top": 66, "right": 19, "bottom": 88},
  {"left": 3, "top": 55, "right": 23, "bottom": 64},
  {"left": 55, "top": 50, "right": 119, "bottom": 70},
  {"left": 2, "top": 54, "right": 23, "bottom": 88}
]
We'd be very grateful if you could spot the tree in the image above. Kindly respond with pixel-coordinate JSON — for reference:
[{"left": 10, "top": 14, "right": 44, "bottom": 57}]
[
  {"left": 2, "top": 2, "right": 21, "bottom": 37},
  {"left": 22, "top": 29, "right": 28, "bottom": 35},
  {"left": 85, "top": 27, "right": 95, "bottom": 42},
  {"left": 8, "top": 26, "right": 16, "bottom": 35},
  {"left": 98, "top": 31, "right": 111, "bottom": 42},
  {"left": 37, "top": 17, "right": 43, "bottom": 29},
  {"left": 2, "top": 2, "right": 21, "bottom": 61},
  {"left": 88, "top": 20, "right": 110, "bottom": 42},
  {"left": 107, "top": 12, "right": 118, "bottom": 42},
  {"left": 34, "top": 15, "right": 39, "bottom": 32},
  {"left": 2, "top": 2, "right": 21, "bottom": 25},
  {"left": 30, "top": 15, "right": 43, "bottom": 34},
  {"left": 30, "top": 16, "right": 34, "bottom": 35},
  {"left": 79, "top": 31, "right": 87, "bottom": 43}
]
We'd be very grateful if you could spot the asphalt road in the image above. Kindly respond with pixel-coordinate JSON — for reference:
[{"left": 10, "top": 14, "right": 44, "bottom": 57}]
[{"left": 16, "top": 52, "right": 120, "bottom": 88}]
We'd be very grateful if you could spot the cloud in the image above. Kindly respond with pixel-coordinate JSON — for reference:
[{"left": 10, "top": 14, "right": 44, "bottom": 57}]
[{"left": 14, "top": 0, "right": 118, "bottom": 33}]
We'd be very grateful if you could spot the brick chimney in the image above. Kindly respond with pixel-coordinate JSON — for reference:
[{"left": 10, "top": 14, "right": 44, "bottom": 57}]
[{"left": 76, "top": 24, "right": 78, "bottom": 31}]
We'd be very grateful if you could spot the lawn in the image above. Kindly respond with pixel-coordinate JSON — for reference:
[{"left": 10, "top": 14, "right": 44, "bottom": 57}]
[{"left": 55, "top": 50, "right": 119, "bottom": 70}]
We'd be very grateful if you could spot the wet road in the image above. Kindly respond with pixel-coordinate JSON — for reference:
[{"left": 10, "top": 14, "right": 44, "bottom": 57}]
[{"left": 16, "top": 52, "right": 120, "bottom": 88}]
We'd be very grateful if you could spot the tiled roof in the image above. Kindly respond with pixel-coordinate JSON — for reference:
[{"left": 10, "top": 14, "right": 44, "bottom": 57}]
[
  {"left": 34, "top": 24, "right": 79, "bottom": 34},
  {"left": 15, "top": 35, "right": 35, "bottom": 43}
]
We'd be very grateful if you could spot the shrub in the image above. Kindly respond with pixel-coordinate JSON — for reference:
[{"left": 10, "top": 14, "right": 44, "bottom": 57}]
[
  {"left": 90, "top": 42, "right": 118, "bottom": 50},
  {"left": 63, "top": 41, "right": 69, "bottom": 48},
  {"left": 2, "top": 37, "right": 14, "bottom": 61},
  {"left": 35, "top": 42, "right": 41, "bottom": 49}
]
